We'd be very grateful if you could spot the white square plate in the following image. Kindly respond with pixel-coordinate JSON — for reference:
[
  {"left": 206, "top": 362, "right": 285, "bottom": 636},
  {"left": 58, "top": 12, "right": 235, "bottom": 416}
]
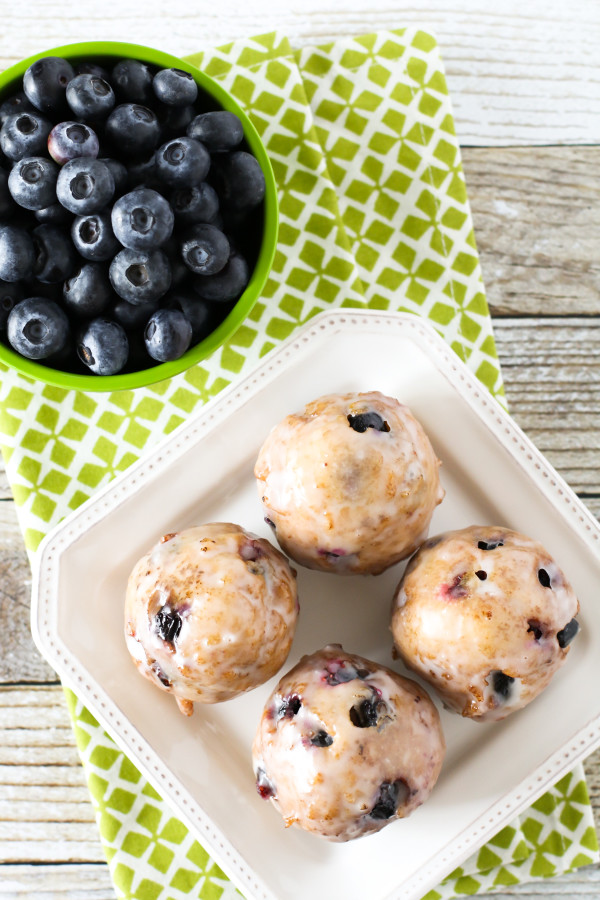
[{"left": 32, "top": 310, "right": 600, "bottom": 900}]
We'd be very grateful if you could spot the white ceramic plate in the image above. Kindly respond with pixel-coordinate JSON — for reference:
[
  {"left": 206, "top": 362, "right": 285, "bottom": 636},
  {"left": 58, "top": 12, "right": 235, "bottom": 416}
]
[{"left": 32, "top": 310, "right": 600, "bottom": 900}]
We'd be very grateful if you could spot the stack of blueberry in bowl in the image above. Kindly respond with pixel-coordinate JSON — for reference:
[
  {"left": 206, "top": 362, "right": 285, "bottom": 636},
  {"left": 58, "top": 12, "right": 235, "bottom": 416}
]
[{"left": 0, "top": 43, "right": 277, "bottom": 389}]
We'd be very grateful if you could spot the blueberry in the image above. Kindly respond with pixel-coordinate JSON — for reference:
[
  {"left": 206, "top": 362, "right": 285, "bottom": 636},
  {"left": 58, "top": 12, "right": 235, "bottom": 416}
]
[
  {"left": 158, "top": 103, "right": 195, "bottom": 138},
  {"left": 187, "top": 111, "right": 244, "bottom": 152},
  {"left": 212, "top": 150, "right": 265, "bottom": 211},
  {"left": 255, "top": 767, "right": 275, "bottom": 800},
  {"left": 370, "top": 780, "right": 408, "bottom": 820},
  {"left": 0, "top": 112, "right": 52, "bottom": 161},
  {"left": 99, "top": 158, "right": 128, "bottom": 195},
  {"left": 0, "top": 224, "right": 35, "bottom": 281},
  {"left": 165, "top": 292, "right": 211, "bottom": 341},
  {"left": 8, "top": 157, "right": 59, "bottom": 210},
  {"left": 310, "top": 730, "right": 333, "bottom": 747},
  {"left": 0, "top": 168, "right": 16, "bottom": 219},
  {"left": 349, "top": 698, "right": 379, "bottom": 728},
  {"left": 0, "top": 281, "right": 24, "bottom": 330},
  {"left": 150, "top": 662, "right": 171, "bottom": 688},
  {"left": 32, "top": 224, "right": 77, "bottom": 283},
  {"left": 23, "top": 57, "right": 74, "bottom": 115},
  {"left": 144, "top": 308, "right": 192, "bottom": 361},
  {"left": 155, "top": 136, "right": 210, "bottom": 188},
  {"left": 557, "top": 618, "right": 579, "bottom": 648},
  {"left": 111, "top": 296, "right": 158, "bottom": 331},
  {"left": 105, "top": 104, "right": 161, "bottom": 158},
  {"left": 478, "top": 540, "right": 504, "bottom": 550},
  {"left": 7, "top": 296, "right": 69, "bottom": 359},
  {"left": 34, "top": 202, "right": 72, "bottom": 225},
  {"left": 475, "top": 569, "right": 487, "bottom": 581},
  {"left": 192, "top": 250, "right": 249, "bottom": 302},
  {"left": 538, "top": 568, "right": 551, "bottom": 588},
  {"left": 63, "top": 263, "right": 113, "bottom": 317},
  {"left": 48, "top": 121, "right": 99, "bottom": 165},
  {"left": 491, "top": 670, "right": 514, "bottom": 700},
  {"left": 171, "top": 182, "right": 219, "bottom": 225},
  {"left": 111, "top": 188, "right": 174, "bottom": 251},
  {"left": 527, "top": 619, "right": 543, "bottom": 641},
  {"left": 56, "top": 157, "right": 115, "bottom": 215},
  {"left": 0, "top": 92, "right": 34, "bottom": 126},
  {"left": 109, "top": 248, "right": 171, "bottom": 304},
  {"left": 111, "top": 59, "right": 154, "bottom": 103},
  {"left": 126, "top": 153, "right": 158, "bottom": 190},
  {"left": 323, "top": 661, "right": 364, "bottom": 685},
  {"left": 76, "top": 62, "right": 110, "bottom": 80},
  {"left": 66, "top": 74, "right": 115, "bottom": 120},
  {"left": 181, "top": 223, "right": 229, "bottom": 275},
  {"left": 155, "top": 608, "right": 182, "bottom": 642},
  {"left": 277, "top": 695, "right": 301, "bottom": 718},
  {"left": 71, "top": 211, "right": 119, "bottom": 261},
  {"left": 77, "top": 317, "right": 128, "bottom": 375},
  {"left": 161, "top": 236, "right": 191, "bottom": 288},
  {"left": 153, "top": 68, "right": 198, "bottom": 107},
  {"left": 347, "top": 412, "right": 390, "bottom": 433}
]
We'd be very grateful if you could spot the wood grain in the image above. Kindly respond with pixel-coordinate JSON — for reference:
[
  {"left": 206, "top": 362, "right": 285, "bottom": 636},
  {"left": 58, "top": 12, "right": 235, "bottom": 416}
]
[{"left": 0, "top": 0, "right": 598, "bottom": 145}]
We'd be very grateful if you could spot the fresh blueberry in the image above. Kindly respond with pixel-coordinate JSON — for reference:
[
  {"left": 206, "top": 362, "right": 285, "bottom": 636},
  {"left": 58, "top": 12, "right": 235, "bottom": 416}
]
[
  {"left": 71, "top": 211, "right": 119, "bottom": 261},
  {"left": 99, "top": 158, "right": 128, "bottom": 195},
  {"left": 109, "top": 248, "right": 171, "bottom": 304},
  {"left": 170, "top": 182, "right": 219, "bottom": 225},
  {"left": 32, "top": 224, "right": 77, "bottom": 283},
  {"left": 155, "top": 608, "right": 182, "bottom": 642},
  {"left": 557, "top": 618, "right": 579, "bottom": 648},
  {"left": 491, "top": 670, "right": 514, "bottom": 700},
  {"left": 77, "top": 317, "right": 129, "bottom": 375},
  {"left": 370, "top": 780, "right": 408, "bottom": 820},
  {"left": 56, "top": 157, "right": 115, "bottom": 215},
  {"left": 111, "top": 295, "right": 158, "bottom": 331},
  {"left": 347, "top": 412, "right": 390, "bottom": 433},
  {"left": 23, "top": 57, "right": 74, "bottom": 115},
  {"left": 0, "top": 112, "right": 52, "bottom": 161},
  {"left": 111, "top": 188, "right": 174, "bottom": 251},
  {"left": 192, "top": 250, "right": 249, "bottom": 302},
  {"left": 310, "top": 730, "right": 333, "bottom": 747},
  {"left": 212, "top": 150, "right": 265, "bottom": 211},
  {"left": 8, "top": 156, "right": 59, "bottom": 210},
  {"left": 34, "top": 202, "right": 72, "bottom": 225},
  {"left": 105, "top": 104, "right": 161, "bottom": 157},
  {"left": 538, "top": 568, "right": 551, "bottom": 588},
  {"left": 48, "top": 121, "right": 99, "bottom": 165},
  {"left": 349, "top": 698, "right": 379, "bottom": 728},
  {"left": 158, "top": 103, "right": 195, "bottom": 138},
  {"left": 144, "top": 308, "right": 192, "bottom": 361},
  {"left": 187, "top": 111, "right": 244, "bottom": 152},
  {"left": 0, "top": 281, "right": 24, "bottom": 330},
  {"left": 478, "top": 539, "right": 504, "bottom": 550},
  {"left": 0, "top": 168, "right": 16, "bottom": 219},
  {"left": 63, "top": 263, "right": 113, "bottom": 317},
  {"left": 0, "top": 92, "right": 34, "bottom": 126},
  {"left": 66, "top": 74, "right": 115, "bottom": 120},
  {"left": 153, "top": 68, "right": 198, "bottom": 107},
  {"left": 0, "top": 224, "right": 35, "bottom": 281},
  {"left": 7, "top": 296, "right": 69, "bottom": 359},
  {"left": 155, "top": 136, "right": 210, "bottom": 188},
  {"left": 76, "top": 62, "right": 110, "bottom": 79},
  {"left": 161, "top": 235, "right": 191, "bottom": 288},
  {"left": 111, "top": 59, "right": 154, "bottom": 103},
  {"left": 165, "top": 292, "right": 211, "bottom": 341},
  {"left": 181, "top": 223, "right": 229, "bottom": 275},
  {"left": 126, "top": 153, "right": 159, "bottom": 190}
]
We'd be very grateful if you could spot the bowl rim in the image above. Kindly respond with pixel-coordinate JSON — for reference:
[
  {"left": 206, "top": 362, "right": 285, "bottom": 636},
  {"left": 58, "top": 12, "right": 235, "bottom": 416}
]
[{"left": 0, "top": 40, "right": 278, "bottom": 392}]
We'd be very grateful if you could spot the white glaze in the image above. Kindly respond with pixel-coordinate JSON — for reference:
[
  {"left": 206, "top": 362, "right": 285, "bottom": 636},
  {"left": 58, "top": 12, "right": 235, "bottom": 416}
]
[
  {"left": 255, "top": 391, "right": 444, "bottom": 575},
  {"left": 124, "top": 523, "right": 298, "bottom": 714},
  {"left": 252, "top": 644, "right": 445, "bottom": 841},
  {"left": 391, "top": 526, "right": 580, "bottom": 721}
]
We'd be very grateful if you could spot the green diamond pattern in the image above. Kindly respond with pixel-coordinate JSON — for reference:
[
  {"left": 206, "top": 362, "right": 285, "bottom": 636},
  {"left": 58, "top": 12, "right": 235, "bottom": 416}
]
[{"left": 0, "top": 27, "right": 597, "bottom": 900}]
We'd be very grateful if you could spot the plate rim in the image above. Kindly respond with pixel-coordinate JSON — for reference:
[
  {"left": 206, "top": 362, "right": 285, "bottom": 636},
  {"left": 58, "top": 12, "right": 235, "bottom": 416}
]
[{"left": 31, "top": 308, "right": 600, "bottom": 900}]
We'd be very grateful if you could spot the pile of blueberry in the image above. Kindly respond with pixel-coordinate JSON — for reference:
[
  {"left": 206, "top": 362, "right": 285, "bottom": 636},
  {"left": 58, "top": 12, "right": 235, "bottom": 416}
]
[{"left": 0, "top": 55, "right": 266, "bottom": 376}]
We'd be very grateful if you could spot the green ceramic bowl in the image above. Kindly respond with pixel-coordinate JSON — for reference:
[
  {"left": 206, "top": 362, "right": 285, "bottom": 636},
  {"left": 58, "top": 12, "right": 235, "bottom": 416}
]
[{"left": 0, "top": 41, "right": 278, "bottom": 391}]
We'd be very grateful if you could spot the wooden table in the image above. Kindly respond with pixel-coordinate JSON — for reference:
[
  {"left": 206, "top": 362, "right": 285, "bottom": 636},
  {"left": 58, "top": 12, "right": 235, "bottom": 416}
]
[{"left": 0, "top": 2, "right": 598, "bottom": 896}]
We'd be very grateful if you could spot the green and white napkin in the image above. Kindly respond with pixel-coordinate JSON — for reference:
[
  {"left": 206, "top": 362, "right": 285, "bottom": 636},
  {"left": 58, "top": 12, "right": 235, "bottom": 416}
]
[{"left": 0, "top": 27, "right": 597, "bottom": 900}]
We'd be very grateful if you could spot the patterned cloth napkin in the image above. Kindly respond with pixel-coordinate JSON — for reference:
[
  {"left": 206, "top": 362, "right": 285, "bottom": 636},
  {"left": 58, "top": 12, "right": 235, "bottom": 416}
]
[{"left": 0, "top": 27, "right": 597, "bottom": 900}]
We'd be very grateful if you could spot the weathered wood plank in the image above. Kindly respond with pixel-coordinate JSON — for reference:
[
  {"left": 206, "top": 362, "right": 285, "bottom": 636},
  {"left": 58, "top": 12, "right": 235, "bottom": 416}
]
[
  {"left": 0, "top": 0, "right": 598, "bottom": 145},
  {"left": 0, "top": 864, "right": 114, "bottom": 897}
]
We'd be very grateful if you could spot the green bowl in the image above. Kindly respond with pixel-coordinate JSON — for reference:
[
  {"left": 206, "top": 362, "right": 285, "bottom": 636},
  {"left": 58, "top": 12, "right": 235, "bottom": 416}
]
[{"left": 0, "top": 41, "right": 278, "bottom": 391}]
